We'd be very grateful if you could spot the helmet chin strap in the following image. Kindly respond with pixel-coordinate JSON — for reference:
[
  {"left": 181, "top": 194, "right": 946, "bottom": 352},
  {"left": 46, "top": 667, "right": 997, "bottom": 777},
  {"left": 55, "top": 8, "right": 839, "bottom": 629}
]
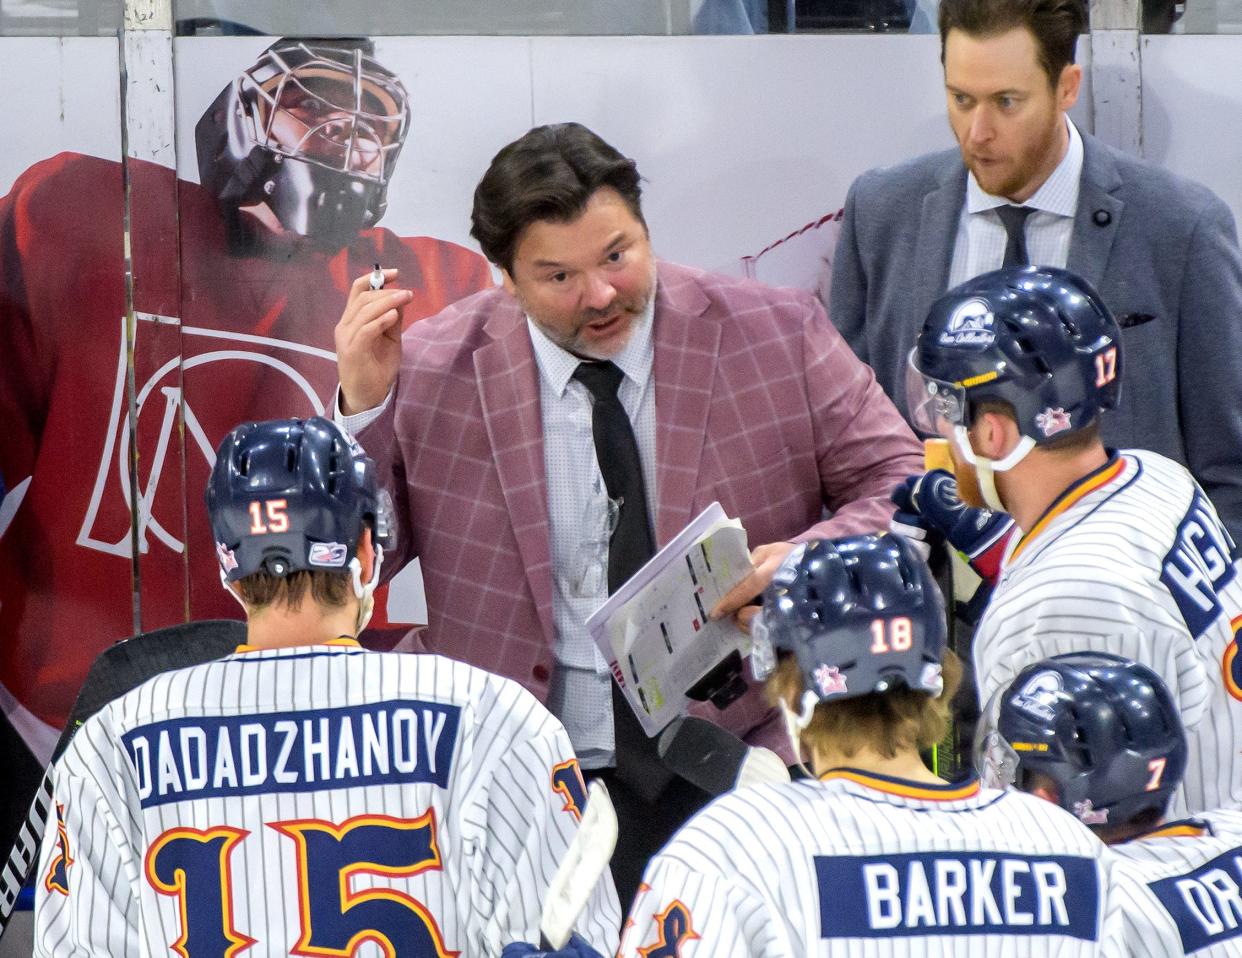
[
  {"left": 781, "top": 689, "right": 820, "bottom": 780},
  {"left": 216, "top": 545, "right": 386, "bottom": 634},
  {"left": 951, "top": 426, "right": 1036, "bottom": 513},
  {"left": 219, "top": 567, "right": 248, "bottom": 611},
  {"left": 350, "top": 544, "right": 385, "bottom": 634}
]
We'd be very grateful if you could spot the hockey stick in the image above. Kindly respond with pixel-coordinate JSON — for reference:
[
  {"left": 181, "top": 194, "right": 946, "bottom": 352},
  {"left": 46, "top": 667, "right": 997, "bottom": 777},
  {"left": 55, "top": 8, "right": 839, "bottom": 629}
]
[
  {"left": 539, "top": 780, "right": 619, "bottom": 950},
  {"left": 0, "top": 619, "right": 245, "bottom": 940},
  {"left": 922, "top": 439, "right": 963, "bottom": 779}
]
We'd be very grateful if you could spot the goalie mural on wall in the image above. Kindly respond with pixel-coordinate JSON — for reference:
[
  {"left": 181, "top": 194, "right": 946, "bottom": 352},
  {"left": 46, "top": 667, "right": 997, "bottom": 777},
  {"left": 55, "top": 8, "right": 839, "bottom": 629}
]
[{"left": 0, "top": 37, "right": 493, "bottom": 768}]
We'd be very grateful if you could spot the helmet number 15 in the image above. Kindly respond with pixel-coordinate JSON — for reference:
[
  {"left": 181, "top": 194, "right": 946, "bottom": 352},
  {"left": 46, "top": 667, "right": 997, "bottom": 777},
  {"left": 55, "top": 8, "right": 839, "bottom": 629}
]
[
  {"left": 248, "top": 499, "right": 289, "bottom": 534},
  {"left": 1094, "top": 347, "right": 1118, "bottom": 388},
  {"left": 870, "top": 617, "right": 913, "bottom": 654}
]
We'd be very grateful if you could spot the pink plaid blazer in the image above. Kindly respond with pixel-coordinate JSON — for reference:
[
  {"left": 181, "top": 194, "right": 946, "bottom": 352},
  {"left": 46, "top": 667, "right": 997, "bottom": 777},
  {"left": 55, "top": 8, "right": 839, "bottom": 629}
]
[{"left": 358, "top": 260, "right": 922, "bottom": 752}]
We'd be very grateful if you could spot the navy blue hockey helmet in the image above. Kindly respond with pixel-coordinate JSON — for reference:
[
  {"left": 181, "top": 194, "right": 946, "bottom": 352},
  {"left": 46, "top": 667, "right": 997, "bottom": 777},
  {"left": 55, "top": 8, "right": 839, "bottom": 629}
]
[
  {"left": 750, "top": 533, "right": 948, "bottom": 702},
  {"left": 907, "top": 266, "right": 1121, "bottom": 444},
  {"left": 206, "top": 416, "right": 394, "bottom": 582},
  {"left": 195, "top": 38, "right": 409, "bottom": 244},
  {"left": 977, "top": 652, "right": 1187, "bottom": 828}
]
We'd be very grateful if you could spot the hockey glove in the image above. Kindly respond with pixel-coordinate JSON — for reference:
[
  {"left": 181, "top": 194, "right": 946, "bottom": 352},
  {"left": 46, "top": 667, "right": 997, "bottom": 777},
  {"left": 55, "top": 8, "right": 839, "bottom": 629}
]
[
  {"left": 890, "top": 469, "right": 1014, "bottom": 584},
  {"left": 502, "top": 934, "right": 606, "bottom": 958}
]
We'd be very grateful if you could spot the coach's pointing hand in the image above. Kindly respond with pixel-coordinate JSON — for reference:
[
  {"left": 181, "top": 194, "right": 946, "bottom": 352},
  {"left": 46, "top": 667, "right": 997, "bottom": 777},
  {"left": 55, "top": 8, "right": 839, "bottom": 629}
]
[
  {"left": 335, "top": 268, "right": 412, "bottom": 415},
  {"left": 710, "top": 541, "right": 797, "bottom": 634}
]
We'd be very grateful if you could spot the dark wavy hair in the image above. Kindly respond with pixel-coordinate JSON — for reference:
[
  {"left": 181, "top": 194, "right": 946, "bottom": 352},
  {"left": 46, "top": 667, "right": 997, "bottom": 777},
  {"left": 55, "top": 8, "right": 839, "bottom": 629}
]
[{"left": 470, "top": 123, "right": 645, "bottom": 275}]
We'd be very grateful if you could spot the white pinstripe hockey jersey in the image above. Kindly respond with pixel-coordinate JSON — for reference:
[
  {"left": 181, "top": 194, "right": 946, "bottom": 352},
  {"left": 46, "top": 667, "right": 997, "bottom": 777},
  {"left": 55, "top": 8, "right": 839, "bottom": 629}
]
[
  {"left": 1110, "top": 808, "right": 1242, "bottom": 957},
  {"left": 618, "top": 769, "right": 1127, "bottom": 958},
  {"left": 33, "top": 640, "right": 621, "bottom": 957},
  {"left": 975, "top": 450, "right": 1242, "bottom": 816}
]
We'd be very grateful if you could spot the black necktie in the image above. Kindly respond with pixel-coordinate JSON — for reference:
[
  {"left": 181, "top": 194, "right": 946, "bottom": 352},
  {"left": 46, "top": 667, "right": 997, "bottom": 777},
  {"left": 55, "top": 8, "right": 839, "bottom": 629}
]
[
  {"left": 995, "top": 205, "right": 1035, "bottom": 268},
  {"left": 573, "top": 360, "right": 669, "bottom": 797},
  {"left": 572, "top": 361, "right": 655, "bottom": 593}
]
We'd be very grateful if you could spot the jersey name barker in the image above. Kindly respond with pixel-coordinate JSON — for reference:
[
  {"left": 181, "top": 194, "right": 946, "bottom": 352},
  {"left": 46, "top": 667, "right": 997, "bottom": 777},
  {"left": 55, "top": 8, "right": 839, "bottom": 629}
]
[
  {"left": 122, "top": 699, "right": 461, "bottom": 807},
  {"left": 816, "top": 851, "right": 1100, "bottom": 940}
]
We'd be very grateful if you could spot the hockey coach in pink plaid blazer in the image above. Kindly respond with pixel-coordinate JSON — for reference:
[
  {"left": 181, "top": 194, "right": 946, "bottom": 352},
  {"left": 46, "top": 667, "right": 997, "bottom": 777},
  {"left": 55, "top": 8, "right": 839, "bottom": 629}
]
[{"left": 334, "top": 123, "right": 922, "bottom": 899}]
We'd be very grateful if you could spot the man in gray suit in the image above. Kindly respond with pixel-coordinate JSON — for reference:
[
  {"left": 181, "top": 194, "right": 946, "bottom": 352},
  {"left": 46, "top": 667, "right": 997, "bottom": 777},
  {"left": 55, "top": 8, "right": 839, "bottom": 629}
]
[{"left": 831, "top": 0, "right": 1242, "bottom": 541}]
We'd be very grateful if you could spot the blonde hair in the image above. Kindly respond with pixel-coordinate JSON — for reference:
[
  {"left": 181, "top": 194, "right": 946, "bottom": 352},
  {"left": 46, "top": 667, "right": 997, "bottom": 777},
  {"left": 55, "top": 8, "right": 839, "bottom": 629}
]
[{"left": 765, "top": 652, "right": 963, "bottom": 760}]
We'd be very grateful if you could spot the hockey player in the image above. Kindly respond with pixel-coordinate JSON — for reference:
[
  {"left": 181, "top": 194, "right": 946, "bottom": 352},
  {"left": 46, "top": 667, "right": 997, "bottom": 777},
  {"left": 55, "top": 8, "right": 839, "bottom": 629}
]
[
  {"left": 0, "top": 38, "right": 493, "bottom": 768},
  {"left": 32, "top": 417, "right": 619, "bottom": 957},
  {"left": 510, "top": 533, "right": 1129, "bottom": 957},
  {"left": 983, "top": 652, "right": 1242, "bottom": 956},
  {"left": 898, "top": 264, "right": 1242, "bottom": 814}
]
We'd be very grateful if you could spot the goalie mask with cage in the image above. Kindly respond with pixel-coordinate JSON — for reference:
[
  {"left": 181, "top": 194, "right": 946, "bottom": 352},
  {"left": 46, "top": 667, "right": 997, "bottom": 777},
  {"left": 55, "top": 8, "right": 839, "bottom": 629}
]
[
  {"left": 206, "top": 416, "right": 395, "bottom": 584},
  {"left": 906, "top": 265, "right": 1121, "bottom": 460},
  {"left": 749, "top": 534, "right": 948, "bottom": 719},
  {"left": 975, "top": 652, "right": 1187, "bottom": 828},
  {"left": 195, "top": 38, "right": 409, "bottom": 244}
]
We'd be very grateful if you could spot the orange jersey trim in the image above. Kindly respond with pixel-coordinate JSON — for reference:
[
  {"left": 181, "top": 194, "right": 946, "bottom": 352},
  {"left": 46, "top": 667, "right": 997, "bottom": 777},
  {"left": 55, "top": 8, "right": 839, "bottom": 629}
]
[
  {"left": 818, "top": 768, "right": 981, "bottom": 801},
  {"left": 1143, "top": 824, "right": 1207, "bottom": 839},
  {"left": 233, "top": 637, "right": 362, "bottom": 654},
  {"left": 1010, "top": 457, "right": 1127, "bottom": 564}
]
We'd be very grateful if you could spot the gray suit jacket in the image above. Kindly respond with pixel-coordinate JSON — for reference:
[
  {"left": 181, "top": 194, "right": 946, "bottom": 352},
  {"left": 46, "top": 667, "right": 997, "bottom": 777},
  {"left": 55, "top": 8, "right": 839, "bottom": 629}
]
[{"left": 831, "top": 132, "right": 1242, "bottom": 542}]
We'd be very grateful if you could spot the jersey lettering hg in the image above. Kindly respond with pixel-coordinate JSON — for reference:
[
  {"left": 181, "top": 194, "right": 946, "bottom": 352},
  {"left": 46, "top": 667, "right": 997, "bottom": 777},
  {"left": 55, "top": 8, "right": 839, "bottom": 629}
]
[
  {"left": 1111, "top": 808, "right": 1242, "bottom": 957},
  {"left": 33, "top": 641, "right": 621, "bottom": 956},
  {"left": 974, "top": 450, "right": 1242, "bottom": 815},
  {"left": 618, "top": 770, "right": 1127, "bottom": 958}
]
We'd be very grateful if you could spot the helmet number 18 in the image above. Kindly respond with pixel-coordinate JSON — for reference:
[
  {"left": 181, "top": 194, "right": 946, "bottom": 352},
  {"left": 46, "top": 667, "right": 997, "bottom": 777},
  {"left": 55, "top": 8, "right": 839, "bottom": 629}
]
[{"left": 870, "top": 617, "right": 914, "bottom": 654}]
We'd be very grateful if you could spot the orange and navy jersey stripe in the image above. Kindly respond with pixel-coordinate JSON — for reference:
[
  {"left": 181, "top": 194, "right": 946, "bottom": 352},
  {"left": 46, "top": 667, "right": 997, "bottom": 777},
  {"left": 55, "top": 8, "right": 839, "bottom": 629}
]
[
  {"left": 1010, "top": 454, "right": 1128, "bottom": 564},
  {"left": 233, "top": 637, "right": 362, "bottom": 655},
  {"left": 818, "top": 767, "right": 981, "bottom": 801},
  {"left": 1132, "top": 818, "right": 1210, "bottom": 840}
]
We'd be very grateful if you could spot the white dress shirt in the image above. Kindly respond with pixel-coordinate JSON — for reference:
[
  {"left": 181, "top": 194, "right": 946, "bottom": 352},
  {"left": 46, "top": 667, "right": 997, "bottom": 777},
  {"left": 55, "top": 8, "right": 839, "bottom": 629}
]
[
  {"left": 528, "top": 300, "right": 657, "bottom": 768},
  {"left": 947, "top": 117, "right": 1084, "bottom": 288},
  {"left": 337, "top": 297, "right": 658, "bottom": 768}
]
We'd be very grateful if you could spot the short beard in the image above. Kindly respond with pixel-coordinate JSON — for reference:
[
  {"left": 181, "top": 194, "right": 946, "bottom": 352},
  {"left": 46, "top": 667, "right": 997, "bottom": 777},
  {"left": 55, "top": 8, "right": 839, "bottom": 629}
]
[{"left": 522, "top": 262, "right": 657, "bottom": 360}]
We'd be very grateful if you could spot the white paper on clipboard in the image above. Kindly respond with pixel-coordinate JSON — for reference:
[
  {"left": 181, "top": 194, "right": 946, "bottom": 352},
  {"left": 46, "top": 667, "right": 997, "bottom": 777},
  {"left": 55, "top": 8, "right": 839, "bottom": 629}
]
[{"left": 585, "top": 502, "right": 753, "bottom": 736}]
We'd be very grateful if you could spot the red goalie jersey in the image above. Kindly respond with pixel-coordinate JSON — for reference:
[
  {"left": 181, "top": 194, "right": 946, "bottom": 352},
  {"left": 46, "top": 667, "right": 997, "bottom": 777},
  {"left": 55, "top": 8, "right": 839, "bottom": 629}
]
[{"left": 0, "top": 149, "right": 492, "bottom": 743}]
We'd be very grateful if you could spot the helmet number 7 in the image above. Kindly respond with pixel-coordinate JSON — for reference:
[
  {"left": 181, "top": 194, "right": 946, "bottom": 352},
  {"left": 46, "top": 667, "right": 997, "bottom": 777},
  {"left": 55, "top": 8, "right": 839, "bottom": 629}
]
[{"left": 1146, "top": 757, "right": 1167, "bottom": 792}]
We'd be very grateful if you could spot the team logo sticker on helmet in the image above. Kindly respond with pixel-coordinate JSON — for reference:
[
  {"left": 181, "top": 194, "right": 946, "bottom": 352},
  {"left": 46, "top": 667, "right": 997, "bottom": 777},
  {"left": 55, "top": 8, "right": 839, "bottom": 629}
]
[
  {"left": 938, "top": 298, "right": 995, "bottom": 348},
  {"left": 1035, "top": 407, "right": 1072, "bottom": 437},
  {"left": 1011, "top": 671, "right": 1064, "bottom": 721},
  {"left": 1072, "top": 798, "right": 1109, "bottom": 825},
  {"left": 814, "top": 664, "right": 848, "bottom": 697},
  {"left": 307, "top": 542, "right": 349, "bottom": 568}
]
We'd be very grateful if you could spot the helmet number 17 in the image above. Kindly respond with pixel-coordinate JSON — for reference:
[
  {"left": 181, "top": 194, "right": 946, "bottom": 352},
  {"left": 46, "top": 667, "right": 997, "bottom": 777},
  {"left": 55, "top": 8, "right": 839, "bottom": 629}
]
[{"left": 1094, "top": 347, "right": 1118, "bottom": 388}]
